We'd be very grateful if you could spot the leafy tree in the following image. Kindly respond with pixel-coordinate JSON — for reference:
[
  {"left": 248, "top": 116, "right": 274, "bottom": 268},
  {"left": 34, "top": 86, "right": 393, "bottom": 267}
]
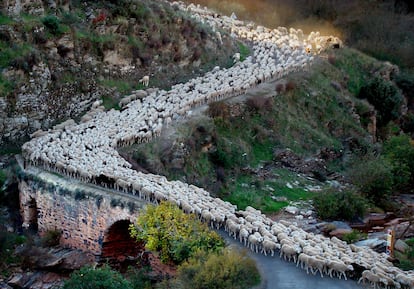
[
  {"left": 358, "top": 77, "right": 403, "bottom": 127},
  {"left": 313, "top": 189, "right": 368, "bottom": 221},
  {"left": 168, "top": 249, "right": 260, "bottom": 289},
  {"left": 346, "top": 155, "right": 394, "bottom": 205},
  {"left": 130, "top": 201, "right": 224, "bottom": 264},
  {"left": 62, "top": 265, "right": 132, "bottom": 289},
  {"left": 383, "top": 134, "right": 414, "bottom": 191}
]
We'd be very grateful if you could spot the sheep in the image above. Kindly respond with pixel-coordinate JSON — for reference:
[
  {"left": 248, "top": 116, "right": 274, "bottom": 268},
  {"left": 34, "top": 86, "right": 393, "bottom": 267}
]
[
  {"left": 359, "top": 270, "right": 382, "bottom": 289},
  {"left": 307, "top": 255, "right": 327, "bottom": 278},
  {"left": 326, "top": 260, "right": 354, "bottom": 280},
  {"left": 248, "top": 232, "right": 264, "bottom": 253},
  {"left": 239, "top": 227, "right": 250, "bottom": 246},
  {"left": 233, "top": 52, "right": 241, "bottom": 63},
  {"left": 280, "top": 244, "right": 298, "bottom": 263},
  {"left": 261, "top": 239, "right": 279, "bottom": 257},
  {"left": 225, "top": 219, "right": 240, "bottom": 239},
  {"left": 139, "top": 75, "right": 150, "bottom": 87}
]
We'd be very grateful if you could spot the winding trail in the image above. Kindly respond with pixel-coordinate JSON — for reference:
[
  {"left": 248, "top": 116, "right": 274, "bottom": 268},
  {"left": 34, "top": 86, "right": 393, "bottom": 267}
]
[{"left": 20, "top": 1, "right": 413, "bottom": 288}]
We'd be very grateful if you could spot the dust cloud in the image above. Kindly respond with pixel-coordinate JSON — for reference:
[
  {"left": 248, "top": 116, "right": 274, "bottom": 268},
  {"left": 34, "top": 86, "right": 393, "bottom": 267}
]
[{"left": 182, "top": 0, "right": 344, "bottom": 40}]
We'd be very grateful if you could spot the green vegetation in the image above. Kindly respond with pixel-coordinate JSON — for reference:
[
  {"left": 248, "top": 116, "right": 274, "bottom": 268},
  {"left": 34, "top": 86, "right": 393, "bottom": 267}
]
[
  {"left": 238, "top": 42, "right": 250, "bottom": 62},
  {"left": 346, "top": 155, "right": 394, "bottom": 206},
  {"left": 383, "top": 135, "right": 414, "bottom": 191},
  {"left": 0, "top": 41, "right": 33, "bottom": 68},
  {"left": 0, "top": 14, "right": 14, "bottom": 25},
  {"left": 130, "top": 201, "right": 224, "bottom": 264},
  {"left": 359, "top": 77, "right": 403, "bottom": 127},
  {"left": 41, "top": 229, "right": 61, "bottom": 247},
  {"left": 41, "top": 15, "right": 68, "bottom": 36},
  {"left": 341, "top": 230, "right": 367, "bottom": 244},
  {"left": 396, "top": 238, "right": 414, "bottom": 270},
  {"left": 0, "top": 230, "right": 25, "bottom": 277},
  {"left": 332, "top": 49, "right": 379, "bottom": 95},
  {"left": 63, "top": 265, "right": 133, "bottom": 289},
  {"left": 161, "top": 248, "right": 260, "bottom": 289},
  {"left": 0, "top": 169, "right": 6, "bottom": 189},
  {"left": 313, "top": 189, "right": 368, "bottom": 221},
  {"left": 225, "top": 170, "right": 313, "bottom": 213}
]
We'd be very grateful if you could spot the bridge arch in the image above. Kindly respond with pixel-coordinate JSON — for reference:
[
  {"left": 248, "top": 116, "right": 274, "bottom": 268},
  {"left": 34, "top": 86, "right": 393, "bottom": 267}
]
[{"left": 101, "top": 219, "right": 144, "bottom": 270}]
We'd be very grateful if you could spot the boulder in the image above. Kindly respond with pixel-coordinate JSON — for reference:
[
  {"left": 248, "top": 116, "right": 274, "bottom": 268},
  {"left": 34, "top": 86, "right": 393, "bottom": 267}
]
[
  {"left": 394, "top": 239, "right": 410, "bottom": 253},
  {"left": 285, "top": 206, "right": 299, "bottom": 215},
  {"left": 329, "top": 228, "right": 353, "bottom": 238}
]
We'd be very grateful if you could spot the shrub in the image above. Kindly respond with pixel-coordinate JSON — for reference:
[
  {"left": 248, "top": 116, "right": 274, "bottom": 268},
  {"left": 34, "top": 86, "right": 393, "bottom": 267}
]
[
  {"left": 383, "top": 134, "right": 414, "bottom": 191},
  {"left": 313, "top": 189, "right": 368, "bottom": 221},
  {"left": 342, "top": 230, "right": 367, "bottom": 244},
  {"left": 245, "top": 96, "right": 273, "bottom": 114},
  {"left": 346, "top": 155, "right": 394, "bottom": 205},
  {"left": 41, "top": 229, "right": 61, "bottom": 247},
  {"left": 395, "top": 70, "right": 414, "bottom": 100},
  {"left": 285, "top": 80, "right": 296, "bottom": 91},
  {"left": 130, "top": 201, "right": 224, "bottom": 264},
  {"left": 275, "top": 83, "right": 285, "bottom": 94},
  {"left": 0, "top": 230, "right": 26, "bottom": 267},
  {"left": 358, "top": 77, "right": 403, "bottom": 127},
  {"left": 207, "top": 101, "right": 230, "bottom": 120},
  {"left": 41, "top": 15, "right": 65, "bottom": 36},
  {"left": 238, "top": 42, "right": 250, "bottom": 62},
  {"left": 171, "top": 248, "right": 260, "bottom": 289},
  {"left": 63, "top": 265, "right": 132, "bottom": 289}
]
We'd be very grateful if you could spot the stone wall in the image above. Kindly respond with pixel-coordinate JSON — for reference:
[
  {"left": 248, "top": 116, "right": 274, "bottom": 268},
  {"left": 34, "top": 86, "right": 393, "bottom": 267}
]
[{"left": 19, "top": 169, "right": 147, "bottom": 255}]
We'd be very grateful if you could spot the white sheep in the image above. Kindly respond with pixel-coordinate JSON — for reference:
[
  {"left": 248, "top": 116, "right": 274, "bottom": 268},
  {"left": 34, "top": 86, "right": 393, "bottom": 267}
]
[
  {"left": 326, "top": 260, "right": 353, "bottom": 280},
  {"left": 359, "top": 270, "right": 382, "bottom": 289},
  {"left": 139, "top": 75, "right": 150, "bottom": 87},
  {"left": 280, "top": 244, "right": 298, "bottom": 263},
  {"left": 261, "top": 239, "right": 279, "bottom": 257}
]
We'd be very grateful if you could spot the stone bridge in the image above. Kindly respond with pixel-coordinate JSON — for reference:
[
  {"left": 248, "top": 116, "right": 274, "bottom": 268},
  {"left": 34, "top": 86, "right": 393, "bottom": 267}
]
[{"left": 18, "top": 158, "right": 147, "bottom": 256}]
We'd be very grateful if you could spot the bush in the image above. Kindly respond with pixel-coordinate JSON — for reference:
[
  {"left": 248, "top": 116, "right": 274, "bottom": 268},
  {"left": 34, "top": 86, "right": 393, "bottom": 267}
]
[
  {"left": 41, "top": 229, "right": 61, "bottom": 247},
  {"left": 63, "top": 265, "right": 132, "bottom": 289},
  {"left": 207, "top": 101, "right": 230, "bottom": 120},
  {"left": 169, "top": 248, "right": 260, "bottom": 289},
  {"left": 346, "top": 155, "right": 394, "bottom": 205},
  {"left": 130, "top": 201, "right": 224, "bottom": 264},
  {"left": 313, "top": 189, "right": 368, "bottom": 221},
  {"left": 245, "top": 96, "right": 273, "bottom": 114},
  {"left": 342, "top": 230, "right": 367, "bottom": 244},
  {"left": 0, "top": 230, "right": 26, "bottom": 268},
  {"left": 41, "top": 15, "right": 65, "bottom": 36},
  {"left": 383, "top": 134, "right": 414, "bottom": 191},
  {"left": 358, "top": 77, "right": 403, "bottom": 127}
]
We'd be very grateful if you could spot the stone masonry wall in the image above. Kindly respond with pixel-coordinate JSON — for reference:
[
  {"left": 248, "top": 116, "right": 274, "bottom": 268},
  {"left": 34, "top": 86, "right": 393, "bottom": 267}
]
[{"left": 19, "top": 169, "right": 147, "bottom": 255}]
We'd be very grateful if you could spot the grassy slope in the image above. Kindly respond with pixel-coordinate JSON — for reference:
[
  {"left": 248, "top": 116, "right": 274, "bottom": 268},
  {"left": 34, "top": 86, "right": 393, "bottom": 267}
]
[{"left": 123, "top": 47, "right": 388, "bottom": 213}]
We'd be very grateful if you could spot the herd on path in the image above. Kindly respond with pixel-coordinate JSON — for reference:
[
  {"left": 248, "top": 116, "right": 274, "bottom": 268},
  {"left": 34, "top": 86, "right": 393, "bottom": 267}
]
[{"left": 21, "top": 1, "right": 414, "bottom": 288}]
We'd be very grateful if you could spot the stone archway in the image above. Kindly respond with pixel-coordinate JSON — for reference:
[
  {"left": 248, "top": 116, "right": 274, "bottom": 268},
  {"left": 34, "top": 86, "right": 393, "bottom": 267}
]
[{"left": 101, "top": 220, "right": 145, "bottom": 271}]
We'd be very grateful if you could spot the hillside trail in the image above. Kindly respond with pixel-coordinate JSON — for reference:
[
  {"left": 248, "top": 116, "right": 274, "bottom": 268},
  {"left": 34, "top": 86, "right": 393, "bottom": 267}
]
[{"left": 156, "top": 71, "right": 366, "bottom": 289}]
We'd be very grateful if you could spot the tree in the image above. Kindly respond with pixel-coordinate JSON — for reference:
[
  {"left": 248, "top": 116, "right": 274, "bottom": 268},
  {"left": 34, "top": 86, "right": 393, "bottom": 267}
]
[
  {"left": 129, "top": 201, "right": 224, "bottom": 264},
  {"left": 62, "top": 265, "right": 132, "bottom": 289},
  {"left": 383, "top": 134, "right": 414, "bottom": 191},
  {"left": 347, "top": 155, "right": 394, "bottom": 205},
  {"left": 358, "top": 77, "right": 403, "bottom": 127}
]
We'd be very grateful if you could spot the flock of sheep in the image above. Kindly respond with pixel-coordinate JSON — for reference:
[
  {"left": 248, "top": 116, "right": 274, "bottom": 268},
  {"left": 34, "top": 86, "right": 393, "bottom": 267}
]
[{"left": 21, "top": 1, "right": 413, "bottom": 288}]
